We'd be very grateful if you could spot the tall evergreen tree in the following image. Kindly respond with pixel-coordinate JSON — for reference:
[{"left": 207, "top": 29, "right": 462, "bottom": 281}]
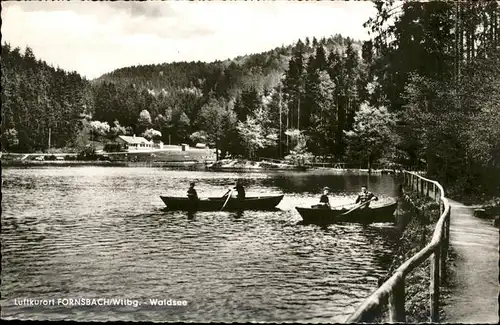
[{"left": 283, "top": 40, "right": 306, "bottom": 131}]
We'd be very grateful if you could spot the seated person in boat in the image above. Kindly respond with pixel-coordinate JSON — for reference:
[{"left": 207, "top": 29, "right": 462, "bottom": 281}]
[
  {"left": 187, "top": 182, "right": 198, "bottom": 200},
  {"left": 313, "top": 187, "right": 331, "bottom": 209},
  {"left": 320, "top": 187, "right": 331, "bottom": 208},
  {"left": 235, "top": 181, "right": 246, "bottom": 200},
  {"left": 222, "top": 181, "right": 246, "bottom": 201},
  {"left": 355, "top": 185, "right": 378, "bottom": 208}
]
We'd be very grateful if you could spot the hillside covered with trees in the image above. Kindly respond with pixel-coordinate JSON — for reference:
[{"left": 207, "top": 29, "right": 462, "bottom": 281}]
[
  {"left": 2, "top": 1, "right": 499, "bottom": 196},
  {"left": 2, "top": 33, "right": 364, "bottom": 161}
]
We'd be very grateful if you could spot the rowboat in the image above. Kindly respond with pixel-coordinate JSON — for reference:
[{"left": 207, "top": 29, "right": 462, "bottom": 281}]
[
  {"left": 295, "top": 201, "right": 398, "bottom": 224},
  {"left": 160, "top": 195, "right": 284, "bottom": 211}
]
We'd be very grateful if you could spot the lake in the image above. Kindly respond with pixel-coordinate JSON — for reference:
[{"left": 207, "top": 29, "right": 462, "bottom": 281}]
[{"left": 1, "top": 167, "right": 401, "bottom": 322}]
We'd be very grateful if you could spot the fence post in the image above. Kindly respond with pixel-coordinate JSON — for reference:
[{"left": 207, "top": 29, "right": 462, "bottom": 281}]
[
  {"left": 389, "top": 273, "right": 406, "bottom": 322},
  {"left": 430, "top": 248, "right": 440, "bottom": 322},
  {"left": 440, "top": 220, "right": 448, "bottom": 284},
  {"left": 426, "top": 181, "right": 430, "bottom": 198},
  {"left": 446, "top": 208, "right": 451, "bottom": 249},
  {"left": 442, "top": 208, "right": 451, "bottom": 282}
]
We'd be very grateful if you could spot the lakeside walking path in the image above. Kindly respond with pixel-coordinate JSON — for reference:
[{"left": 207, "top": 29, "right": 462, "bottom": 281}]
[{"left": 442, "top": 199, "right": 499, "bottom": 324}]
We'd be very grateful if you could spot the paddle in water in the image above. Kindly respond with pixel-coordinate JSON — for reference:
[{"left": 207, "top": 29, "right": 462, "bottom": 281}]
[
  {"left": 220, "top": 189, "right": 233, "bottom": 211},
  {"left": 340, "top": 197, "right": 376, "bottom": 216}
]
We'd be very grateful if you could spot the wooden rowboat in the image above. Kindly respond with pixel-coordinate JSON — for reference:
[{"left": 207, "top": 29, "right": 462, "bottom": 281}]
[
  {"left": 160, "top": 195, "right": 284, "bottom": 211},
  {"left": 295, "top": 201, "right": 398, "bottom": 224}
]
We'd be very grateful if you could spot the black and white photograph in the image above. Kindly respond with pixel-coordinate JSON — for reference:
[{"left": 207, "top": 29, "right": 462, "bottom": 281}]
[{"left": 1, "top": 0, "right": 499, "bottom": 323}]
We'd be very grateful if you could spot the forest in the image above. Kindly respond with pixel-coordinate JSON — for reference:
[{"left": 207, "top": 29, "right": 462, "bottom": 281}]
[{"left": 1, "top": 1, "right": 499, "bottom": 195}]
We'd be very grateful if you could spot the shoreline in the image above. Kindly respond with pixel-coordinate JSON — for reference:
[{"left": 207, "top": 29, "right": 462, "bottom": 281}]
[
  {"left": 1, "top": 160, "right": 209, "bottom": 169},
  {"left": 1, "top": 152, "right": 410, "bottom": 174},
  {"left": 1, "top": 160, "right": 408, "bottom": 174}
]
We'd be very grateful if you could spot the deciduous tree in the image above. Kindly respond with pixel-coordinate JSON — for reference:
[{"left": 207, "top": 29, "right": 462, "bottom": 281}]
[{"left": 344, "top": 103, "right": 396, "bottom": 171}]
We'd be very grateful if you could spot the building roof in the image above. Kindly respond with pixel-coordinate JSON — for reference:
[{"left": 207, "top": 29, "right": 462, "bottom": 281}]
[{"left": 117, "top": 135, "right": 152, "bottom": 144}]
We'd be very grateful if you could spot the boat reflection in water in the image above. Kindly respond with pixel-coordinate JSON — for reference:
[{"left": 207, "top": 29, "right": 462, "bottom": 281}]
[{"left": 184, "top": 208, "right": 249, "bottom": 222}]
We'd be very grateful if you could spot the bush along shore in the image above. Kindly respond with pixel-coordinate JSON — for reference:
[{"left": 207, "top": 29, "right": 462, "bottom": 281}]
[
  {"left": 206, "top": 159, "right": 305, "bottom": 171},
  {"left": 374, "top": 191, "right": 455, "bottom": 323},
  {"left": 473, "top": 198, "right": 500, "bottom": 228}
]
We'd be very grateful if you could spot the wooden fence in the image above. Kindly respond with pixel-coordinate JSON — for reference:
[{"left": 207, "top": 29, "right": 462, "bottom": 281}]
[{"left": 345, "top": 171, "right": 451, "bottom": 323}]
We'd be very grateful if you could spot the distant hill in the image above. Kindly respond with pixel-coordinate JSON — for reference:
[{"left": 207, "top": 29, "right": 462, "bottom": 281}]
[{"left": 94, "top": 34, "right": 362, "bottom": 97}]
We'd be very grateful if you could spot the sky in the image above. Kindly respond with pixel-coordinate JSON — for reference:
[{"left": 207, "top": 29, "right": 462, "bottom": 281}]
[{"left": 1, "top": 1, "right": 377, "bottom": 80}]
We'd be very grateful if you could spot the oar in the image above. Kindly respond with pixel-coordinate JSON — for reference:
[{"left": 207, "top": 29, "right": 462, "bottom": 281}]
[
  {"left": 340, "top": 197, "right": 376, "bottom": 216},
  {"left": 313, "top": 202, "right": 356, "bottom": 209},
  {"left": 221, "top": 189, "right": 231, "bottom": 198},
  {"left": 220, "top": 189, "right": 233, "bottom": 211}
]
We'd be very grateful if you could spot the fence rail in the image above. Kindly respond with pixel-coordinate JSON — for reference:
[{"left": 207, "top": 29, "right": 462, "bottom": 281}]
[{"left": 345, "top": 171, "right": 451, "bottom": 323}]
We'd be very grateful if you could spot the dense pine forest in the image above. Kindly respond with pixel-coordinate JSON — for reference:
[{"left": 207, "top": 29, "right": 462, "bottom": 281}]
[
  {"left": 2, "top": 1, "right": 499, "bottom": 195},
  {"left": 365, "top": 1, "right": 500, "bottom": 194}
]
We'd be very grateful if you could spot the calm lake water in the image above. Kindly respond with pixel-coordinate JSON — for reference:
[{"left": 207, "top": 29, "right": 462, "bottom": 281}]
[{"left": 1, "top": 167, "right": 401, "bottom": 322}]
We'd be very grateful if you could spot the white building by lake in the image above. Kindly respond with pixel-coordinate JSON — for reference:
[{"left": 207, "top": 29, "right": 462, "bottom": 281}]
[{"left": 116, "top": 135, "right": 154, "bottom": 151}]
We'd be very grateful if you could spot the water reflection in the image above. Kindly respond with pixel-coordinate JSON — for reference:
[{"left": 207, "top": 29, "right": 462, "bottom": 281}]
[
  {"left": 234, "top": 210, "right": 244, "bottom": 220},
  {"left": 2, "top": 167, "right": 399, "bottom": 322}
]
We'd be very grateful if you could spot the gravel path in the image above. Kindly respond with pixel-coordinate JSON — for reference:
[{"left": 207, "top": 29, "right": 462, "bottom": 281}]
[{"left": 441, "top": 199, "right": 499, "bottom": 324}]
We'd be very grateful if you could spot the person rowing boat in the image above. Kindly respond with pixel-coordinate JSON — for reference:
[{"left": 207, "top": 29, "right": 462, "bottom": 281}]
[
  {"left": 221, "top": 180, "right": 246, "bottom": 210},
  {"left": 234, "top": 181, "right": 246, "bottom": 201},
  {"left": 222, "top": 181, "right": 246, "bottom": 200},
  {"left": 355, "top": 185, "right": 378, "bottom": 209}
]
